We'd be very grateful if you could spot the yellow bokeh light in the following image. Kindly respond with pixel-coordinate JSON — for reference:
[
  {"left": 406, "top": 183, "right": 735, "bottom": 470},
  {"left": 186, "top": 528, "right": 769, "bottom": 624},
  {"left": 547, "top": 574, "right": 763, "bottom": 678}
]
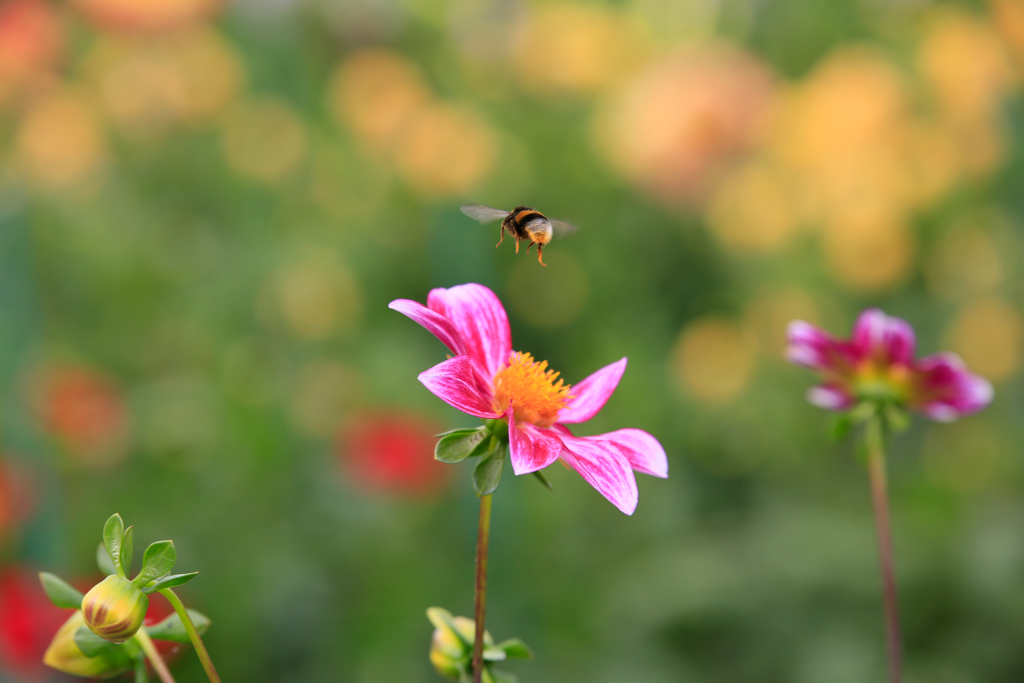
[
  {"left": 221, "top": 96, "right": 307, "bottom": 182},
  {"left": 823, "top": 210, "right": 915, "bottom": 292},
  {"left": 594, "top": 45, "right": 775, "bottom": 203},
  {"left": 262, "top": 248, "right": 363, "bottom": 340},
  {"left": 288, "top": 360, "right": 362, "bottom": 438},
  {"left": 505, "top": 251, "right": 588, "bottom": 329},
  {"left": 992, "top": 0, "right": 1024, "bottom": 65},
  {"left": 707, "top": 159, "right": 801, "bottom": 252},
  {"left": 743, "top": 288, "right": 820, "bottom": 358},
  {"left": 672, "top": 317, "right": 757, "bottom": 403},
  {"left": 328, "top": 49, "right": 431, "bottom": 150},
  {"left": 946, "top": 297, "right": 1023, "bottom": 382},
  {"left": 926, "top": 216, "right": 1005, "bottom": 298},
  {"left": 15, "top": 89, "right": 107, "bottom": 189},
  {"left": 512, "top": 3, "right": 641, "bottom": 93},
  {"left": 71, "top": 0, "right": 221, "bottom": 31},
  {"left": 391, "top": 102, "right": 496, "bottom": 195}
]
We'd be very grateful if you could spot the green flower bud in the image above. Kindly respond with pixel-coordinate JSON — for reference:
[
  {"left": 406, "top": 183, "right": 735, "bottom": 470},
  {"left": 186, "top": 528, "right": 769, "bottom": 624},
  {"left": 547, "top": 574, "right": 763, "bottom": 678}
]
[
  {"left": 429, "top": 615, "right": 474, "bottom": 680},
  {"left": 82, "top": 575, "right": 148, "bottom": 643},
  {"left": 43, "top": 611, "right": 133, "bottom": 679}
]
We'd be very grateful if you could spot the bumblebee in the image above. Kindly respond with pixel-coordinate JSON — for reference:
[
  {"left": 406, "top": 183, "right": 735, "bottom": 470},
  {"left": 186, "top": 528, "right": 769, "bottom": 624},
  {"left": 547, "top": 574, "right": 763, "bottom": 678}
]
[{"left": 460, "top": 204, "right": 578, "bottom": 267}]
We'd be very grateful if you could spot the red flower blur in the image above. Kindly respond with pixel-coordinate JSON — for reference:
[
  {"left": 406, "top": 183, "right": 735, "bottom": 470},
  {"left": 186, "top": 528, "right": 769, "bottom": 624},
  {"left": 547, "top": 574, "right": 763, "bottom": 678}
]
[
  {"left": 340, "top": 412, "right": 451, "bottom": 495},
  {"left": 0, "top": 568, "right": 69, "bottom": 680},
  {"left": 0, "top": 459, "right": 34, "bottom": 546},
  {"left": 0, "top": 0, "right": 63, "bottom": 105},
  {"left": 30, "top": 365, "right": 131, "bottom": 466}
]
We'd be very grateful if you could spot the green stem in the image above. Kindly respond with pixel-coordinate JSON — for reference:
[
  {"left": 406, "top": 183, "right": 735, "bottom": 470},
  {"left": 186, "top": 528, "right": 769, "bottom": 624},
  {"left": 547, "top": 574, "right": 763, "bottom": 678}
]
[
  {"left": 159, "top": 588, "right": 222, "bottom": 683},
  {"left": 134, "top": 628, "right": 175, "bottom": 683},
  {"left": 472, "top": 494, "right": 493, "bottom": 683},
  {"left": 866, "top": 413, "right": 902, "bottom": 683},
  {"left": 135, "top": 656, "right": 148, "bottom": 683}
]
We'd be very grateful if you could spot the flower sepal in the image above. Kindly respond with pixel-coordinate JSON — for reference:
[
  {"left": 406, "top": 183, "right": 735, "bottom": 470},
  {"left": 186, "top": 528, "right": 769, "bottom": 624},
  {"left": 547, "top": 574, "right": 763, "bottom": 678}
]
[
  {"left": 427, "top": 607, "right": 533, "bottom": 683},
  {"left": 43, "top": 611, "right": 136, "bottom": 679},
  {"left": 435, "top": 427, "right": 492, "bottom": 463},
  {"left": 472, "top": 443, "right": 506, "bottom": 496}
]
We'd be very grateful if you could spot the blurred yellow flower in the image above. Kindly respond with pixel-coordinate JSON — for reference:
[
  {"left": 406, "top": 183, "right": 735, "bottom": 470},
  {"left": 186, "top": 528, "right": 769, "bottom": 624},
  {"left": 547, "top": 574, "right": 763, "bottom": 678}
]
[
  {"left": 672, "top": 317, "right": 757, "bottom": 403},
  {"left": 261, "top": 248, "right": 363, "bottom": 340},
  {"left": 71, "top": 0, "right": 222, "bottom": 31},
  {"left": 328, "top": 49, "right": 431, "bottom": 150},
  {"left": 594, "top": 45, "right": 774, "bottom": 204},
  {"left": 221, "top": 96, "right": 307, "bottom": 182},
  {"left": 706, "top": 159, "right": 802, "bottom": 252},
  {"left": 946, "top": 297, "right": 1024, "bottom": 383},
  {"left": 15, "top": 89, "right": 107, "bottom": 189},
  {"left": 822, "top": 210, "right": 915, "bottom": 292},
  {"left": 512, "top": 3, "right": 642, "bottom": 93}
]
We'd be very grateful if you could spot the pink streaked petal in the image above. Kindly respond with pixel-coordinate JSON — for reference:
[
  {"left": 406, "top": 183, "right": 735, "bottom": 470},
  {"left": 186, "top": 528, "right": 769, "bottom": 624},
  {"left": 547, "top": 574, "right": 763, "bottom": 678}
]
[
  {"left": 786, "top": 321, "right": 859, "bottom": 374},
  {"left": 418, "top": 355, "right": 502, "bottom": 419},
  {"left": 427, "top": 284, "right": 512, "bottom": 381},
  {"left": 558, "top": 358, "right": 627, "bottom": 424},
  {"left": 852, "top": 308, "right": 916, "bottom": 365},
  {"left": 559, "top": 435, "right": 639, "bottom": 515},
  {"left": 507, "top": 410, "right": 562, "bottom": 475},
  {"left": 588, "top": 429, "right": 668, "bottom": 478},
  {"left": 807, "top": 385, "right": 855, "bottom": 411},
  {"left": 388, "top": 299, "right": 466, "bottom": 357},
  {"left": 912, "top": 352, "right": 993, "bottom": 421}
]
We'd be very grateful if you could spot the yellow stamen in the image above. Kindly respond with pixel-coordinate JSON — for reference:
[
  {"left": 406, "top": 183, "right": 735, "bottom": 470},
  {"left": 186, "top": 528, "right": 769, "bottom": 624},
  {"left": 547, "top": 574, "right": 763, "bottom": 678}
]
[{"left": 492, "top": 352, "right": 573, "bottom": 428}]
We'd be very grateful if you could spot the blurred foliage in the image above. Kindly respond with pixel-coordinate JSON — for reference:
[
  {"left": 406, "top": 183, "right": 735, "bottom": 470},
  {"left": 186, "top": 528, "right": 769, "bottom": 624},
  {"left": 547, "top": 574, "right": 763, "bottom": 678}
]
[{"left": 1, "top": 0, "right": 1024, "bottom": 681}]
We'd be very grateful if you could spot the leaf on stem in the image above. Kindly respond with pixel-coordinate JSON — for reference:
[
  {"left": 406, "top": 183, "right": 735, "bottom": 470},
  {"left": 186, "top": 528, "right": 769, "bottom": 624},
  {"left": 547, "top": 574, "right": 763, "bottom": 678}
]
[
  {"left": 145, "top": 609, "right": 211, "bottom": 643},
  {"left": 38, "top": 572, "right": 85, "bottom": 609},
  {"left": 435, "top": 428, "right": 489, "bottom": 463},
  {"left": 133, "top": 541, "right": 176, "bottom": 588},
  {"left": 531, "top": 470, "right": 552, "bottom": 490},
  {"left": 121, "top": 527, "right": 134, "bottom": 577},
  {"left": 495, "top": 638, "right": 533, "bottom": 660},
  {"left": 103, "top": 514, "right": 125, "bottom": 577},
  {"left": 142, "top": 572, "right": 198, "bottom": 595},
  {"left": 472, "top": 445, "right": 505, "bottom": 496},
  {"left": 74, "top": 626, "right": 121, "bottom": 658},
  {"left": 97, "top": 543, "right": 117, "bottom": 576}
]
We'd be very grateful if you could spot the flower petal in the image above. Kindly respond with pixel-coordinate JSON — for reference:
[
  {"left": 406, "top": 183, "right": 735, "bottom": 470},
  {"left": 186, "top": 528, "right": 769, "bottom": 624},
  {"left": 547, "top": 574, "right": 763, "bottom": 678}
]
[
  {"left": 911, "top": 352, "right": 993, "bottom": 421},
  {"left": 427, "top": 284, "right": 512, "bottom": 381},
  {"left": 786, "top": 321, "right": 859, "bottom": 374},
  {"left": 558, "top": 435, "right": 639, "bottom": 515},
  {"left": 557, "top": 358, "right": 627, "bottom": 424},
  {"left": 418, "top": 355, "right": 502, "bottom": 419},
  {"left": 807, "top": 384, "right": 855, "bottom": 411},
  {"left": 852, "top": 308, "right": 916, "bottom": 365},
  {"left": 389, "top": 299, "right": 466, "bottom": 357},
  {"left": 507, "top": 410, "right": 562, "bottom": 475},
  {"left": 588, "top": 429, "right": 668, "bottom": 478}
]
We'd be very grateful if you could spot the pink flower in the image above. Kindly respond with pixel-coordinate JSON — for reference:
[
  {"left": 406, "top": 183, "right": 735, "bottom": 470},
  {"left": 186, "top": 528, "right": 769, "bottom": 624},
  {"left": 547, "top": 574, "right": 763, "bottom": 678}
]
[
  {"left": 390, "top": 284, "right": 667, "bottom": 514},
  {"left": 786, "top": 308, "right": 993, "bottom": 421}
]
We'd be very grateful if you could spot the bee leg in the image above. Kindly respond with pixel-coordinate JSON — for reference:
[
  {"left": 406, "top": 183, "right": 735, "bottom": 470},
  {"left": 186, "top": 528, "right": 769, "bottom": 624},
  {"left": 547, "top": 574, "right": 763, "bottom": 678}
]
[
  {"left": 537, "top": 245, "right": 547, "bottom": 267},
  {"left": 496, "top": 225, "right": 505, "bottom": 248},
  {"left": 526, "top": 242, "right": 533, "bottom": 254},
  {"left": 515, "top": 237, "right": 520, "bottom": 254}
]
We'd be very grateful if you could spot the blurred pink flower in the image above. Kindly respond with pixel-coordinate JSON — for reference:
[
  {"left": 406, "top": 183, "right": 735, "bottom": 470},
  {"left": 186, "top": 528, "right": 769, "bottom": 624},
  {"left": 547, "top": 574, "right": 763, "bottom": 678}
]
[
  {"left": 340, "top": 411, "right": 451, "bottom": 495},
  {"left": 787, "top": 308, "right": 992, "bottom": 421},
  {"left": 390, "top": 284, "right": 667, "bottom": 514}
]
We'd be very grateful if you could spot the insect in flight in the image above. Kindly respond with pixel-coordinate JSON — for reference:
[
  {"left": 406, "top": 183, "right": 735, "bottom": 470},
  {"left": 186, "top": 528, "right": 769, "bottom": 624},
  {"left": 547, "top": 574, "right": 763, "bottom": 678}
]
[{"left": 460, "top": 204, "right": 578, "bottom": 267}]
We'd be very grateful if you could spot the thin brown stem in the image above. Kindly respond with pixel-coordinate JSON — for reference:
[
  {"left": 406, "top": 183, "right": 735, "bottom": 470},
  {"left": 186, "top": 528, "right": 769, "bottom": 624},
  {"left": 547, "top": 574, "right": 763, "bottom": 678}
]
[
  {"left": 134, "top": 628, "right": 175, "bottom": 683},
  {"left": 472, "top": 494, "right": 493, "bottom": 683},
  {"left": 866, "top": 415, "right": 902, "bottom": 683}
]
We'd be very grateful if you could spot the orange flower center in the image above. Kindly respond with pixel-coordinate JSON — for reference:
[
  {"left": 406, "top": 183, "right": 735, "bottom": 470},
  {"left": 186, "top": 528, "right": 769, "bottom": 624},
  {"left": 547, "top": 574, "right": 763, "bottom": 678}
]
[
  {"left": 492, "top": 352, "right": 572, "bottom": 428},
  {"left": 854, "top": 359, "right": 911, "bottom": 403}
]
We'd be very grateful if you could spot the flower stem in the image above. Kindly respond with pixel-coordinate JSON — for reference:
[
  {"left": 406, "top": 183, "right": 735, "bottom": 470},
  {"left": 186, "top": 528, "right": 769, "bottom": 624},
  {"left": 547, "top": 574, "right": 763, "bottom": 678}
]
[
  {"left": 472, "top": 493, "right": 493, "bottom": 683},
  {"left": 159, "top": 588, "right": 222, "bottom": 683},
  {"left": 866, "top": 413, "right": 902, "bottom": 683},
  {"left": 135, "top": 654, "right": 148, "bottom": 683},
  {"left": 134, "top": 627, "right": 175, "bottom": 683}
]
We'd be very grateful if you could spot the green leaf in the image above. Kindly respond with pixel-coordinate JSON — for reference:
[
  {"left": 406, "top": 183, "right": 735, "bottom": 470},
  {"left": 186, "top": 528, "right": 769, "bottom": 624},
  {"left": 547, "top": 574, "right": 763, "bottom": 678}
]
[
  {"left": 145, "top": 609, "right": 211, "bottom": 643},
  {"left": 38, "top": 572, "right": 85, "bottom": 609},
  {"left": 495, "top": 638, "right": 533, "bottom": 660},
  {"left": 133, "top": 541, "right": 176, "bottom": 588},
  {"left": 97, "top": 543, "right": 117, "bottom": 576},
  {"left": 531, "top": 470, "right": 552, "bottom": 490},
  {"left": 141, "top": 572, "right": 198, "bottom": 594},
  {"left": 829, "top": 413, "right": 852, "bottom": 442},
  {"left": 483, "top": 646, "right": 507, "bottom": 661},
  {"left": 472, "top": 445, "right": 505, "bottom": 496},
  {"left": 885, "top": 405, "right": 910, "bottom": 434},
  {"left": 121, "top": 527, "right": 134, "bottom": 577},
  {"left": 74, "top": 626, "right": 120, "bottom": 658},
  {"left": 435, "top": 428, "right": 488, "bottom": 463},
  {"left": 103, "top": 514, "right": 125, "bottom": 577},
  {"left": 135, "top": 657, "right": 147, "bottom": 683},
  {"left": 426, "top": 607, "right": 472, "bottom": 650},
  {"left": 490, "top": 669, "right": 518, "bottom": 683}
]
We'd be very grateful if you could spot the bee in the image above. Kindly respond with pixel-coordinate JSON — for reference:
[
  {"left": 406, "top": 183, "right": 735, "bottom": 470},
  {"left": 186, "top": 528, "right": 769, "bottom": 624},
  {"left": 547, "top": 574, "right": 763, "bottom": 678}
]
[{"left": 460, "top": 204, "right": 578, "bottom": 267}]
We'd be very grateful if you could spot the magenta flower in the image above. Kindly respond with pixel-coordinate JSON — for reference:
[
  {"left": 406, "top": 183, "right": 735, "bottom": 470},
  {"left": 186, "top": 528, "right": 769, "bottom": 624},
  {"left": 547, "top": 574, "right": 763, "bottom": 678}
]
[
  {"left": 390, "top": 283, "right": 667, "bottom": 514},
  {"left": 786, "top": 308, "right": 992, "bottom": 421}
]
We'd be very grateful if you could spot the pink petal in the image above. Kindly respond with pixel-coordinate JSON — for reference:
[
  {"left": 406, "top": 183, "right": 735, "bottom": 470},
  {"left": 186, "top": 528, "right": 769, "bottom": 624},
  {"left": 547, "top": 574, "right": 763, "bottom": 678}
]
[
  {"left": 588, "top": 429, "right": 668, "bottom": 478},
  {"left": 559, "top": 434, "right": 639, "bottom": 515},
  {"left": 807, "top": 385, "right": 855, "bottom": 411},
  {"left": 785, "top": 321, "right": 859, "bottom": 374},
  {"left": 427, "top": 284, "right": 512, "bottom": 381},
  {"left": 418, "top": 355, "right": 502, "bottom": 419},
  {"left": 852, "top": 308, "right": 916, "bottom": 366},
  {"left": 557, "top": 358, "right": 627, "bottom": 424},
  {"left": 388, "top": 299, "right": 466, "bottom": 357},
  {"left": 507, "top": 410, "right": 562, "bottom": 475},
  {"left": 911, "top": 352, "right": 993, "bottom": 421}
]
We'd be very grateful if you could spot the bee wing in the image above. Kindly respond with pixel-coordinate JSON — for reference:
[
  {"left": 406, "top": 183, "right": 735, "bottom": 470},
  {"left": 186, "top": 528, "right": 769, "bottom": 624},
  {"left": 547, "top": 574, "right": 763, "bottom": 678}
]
[
  {"left": 550, "top": 219, "right": 579, "bottom": 238},
  {"left": 461, "top": 204, "right": 510, "bottom": 223}
]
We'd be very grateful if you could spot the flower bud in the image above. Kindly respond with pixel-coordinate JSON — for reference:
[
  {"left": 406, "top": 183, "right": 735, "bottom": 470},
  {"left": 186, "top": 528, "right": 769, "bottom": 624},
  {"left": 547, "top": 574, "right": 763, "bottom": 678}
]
[
  {"left": 81, "top": 575, "right": 148, "bottom": 643},
  {"left": 43, "top": 611, "right": 133, "bottom": 678},
  {"left": 429, "top": 615, "right": 474, "bottom": 680}
]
